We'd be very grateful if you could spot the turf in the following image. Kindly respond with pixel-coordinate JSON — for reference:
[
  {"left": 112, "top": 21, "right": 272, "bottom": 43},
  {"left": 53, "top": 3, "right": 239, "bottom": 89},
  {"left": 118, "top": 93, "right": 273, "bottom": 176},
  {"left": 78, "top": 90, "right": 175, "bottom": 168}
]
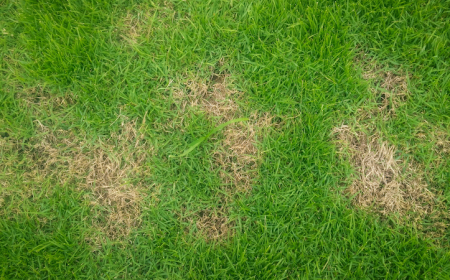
[{"left": 1, "top": 0, "right": 450, "bottom": 278}]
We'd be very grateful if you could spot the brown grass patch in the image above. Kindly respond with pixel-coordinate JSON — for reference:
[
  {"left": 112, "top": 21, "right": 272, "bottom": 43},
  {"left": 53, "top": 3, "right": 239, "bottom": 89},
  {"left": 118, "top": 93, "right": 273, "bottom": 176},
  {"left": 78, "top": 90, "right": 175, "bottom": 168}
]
[
  {"left": 1, "top": 118, "right": 153, "bottom": 240},
  {"left": 118, "top": 3, "right": 182, "bottom": 45},
  {"left": 333, "top": 125, "right": 449, "bottom": 234},
  {"left": 355, "top": 51, "right": 410, "bottom": 118},
  {"left": 171, "top": 73, "right": 273, "bottom": 241},
  {"left": 214, "top": 114, "right": 272, "bottom": 194},
  {"left": 178, "top": 75, "right": 272, "bottom": 195},
  {"left": 189, "top": 207, "right": 232, "bottom": 241},
  {"left": 15, "top": 85, "right": 76, "bottom": 116},
  {"left": 0, "top": 137, "right": 20, "bottom": 208},
  {"left": 415, "top": 123, "right": 450, "bottom": 155}
]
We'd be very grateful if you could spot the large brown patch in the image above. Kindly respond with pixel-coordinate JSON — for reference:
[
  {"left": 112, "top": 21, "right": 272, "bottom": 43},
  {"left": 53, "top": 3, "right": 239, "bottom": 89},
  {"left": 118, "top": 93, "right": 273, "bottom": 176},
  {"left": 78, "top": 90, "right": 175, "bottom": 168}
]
[
  {"left": 1, "top": 118, "right": 153, "bottom": 241},
  {"left": 334, "top": 125, "right": 449, "bottom": 235}
]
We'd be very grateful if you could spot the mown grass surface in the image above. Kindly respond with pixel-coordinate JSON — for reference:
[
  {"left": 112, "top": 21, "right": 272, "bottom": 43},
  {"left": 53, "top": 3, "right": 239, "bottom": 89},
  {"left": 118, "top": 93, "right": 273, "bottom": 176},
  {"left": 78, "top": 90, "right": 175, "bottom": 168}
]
[{"left": 1, "top": 0, "right": 450, "bottom": 278}]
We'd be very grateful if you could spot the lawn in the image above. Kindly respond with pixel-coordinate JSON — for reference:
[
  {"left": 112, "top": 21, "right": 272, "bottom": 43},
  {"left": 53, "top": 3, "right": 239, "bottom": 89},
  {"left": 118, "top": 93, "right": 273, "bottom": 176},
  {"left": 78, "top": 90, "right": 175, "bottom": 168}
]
[{"left": 1, "top": 0, "right": 450, "bottom": 278}]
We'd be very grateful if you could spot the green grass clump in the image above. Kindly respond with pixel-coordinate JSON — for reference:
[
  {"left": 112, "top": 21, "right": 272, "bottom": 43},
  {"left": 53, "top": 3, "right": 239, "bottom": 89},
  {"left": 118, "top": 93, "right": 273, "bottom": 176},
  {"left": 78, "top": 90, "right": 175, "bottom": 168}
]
[{"left": 1, "top": 0, "right": 450, "bottom": 278}]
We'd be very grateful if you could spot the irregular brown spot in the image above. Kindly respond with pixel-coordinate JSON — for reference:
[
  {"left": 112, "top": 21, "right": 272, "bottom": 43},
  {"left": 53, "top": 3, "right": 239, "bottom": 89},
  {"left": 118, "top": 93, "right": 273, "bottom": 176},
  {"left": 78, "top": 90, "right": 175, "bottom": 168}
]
[
  {"left": 171, "top": 73, "right": 273, "bottom": 241},
  {"left": 415, "top": 123, "right": 450, "bottom": 155},
  {"left": 180, "top": 75, "right": 273, "bottom": 195},
  {"left": 194, "top": 207, "right": 232, "bottom": 241},
  {"left": 1, "top": 118, "right": 153, "bottom": 241},
  {"left": 214, "top": 114, "right": 272, "bottom": 195},
  {"left": 120, "top": 12, "right": 143, "bottom": 44},
  {"left": 333, "top": 125, "right": 449, "bottom": 234},
  {"left": 118, "top": 3, "right": 182, "bottom": 45},
  {"left": 354, "top": 50, "right": 410, "bottom": 118},
  {"left": 15, "top": 85, "right": 76, "bottom": 115}
]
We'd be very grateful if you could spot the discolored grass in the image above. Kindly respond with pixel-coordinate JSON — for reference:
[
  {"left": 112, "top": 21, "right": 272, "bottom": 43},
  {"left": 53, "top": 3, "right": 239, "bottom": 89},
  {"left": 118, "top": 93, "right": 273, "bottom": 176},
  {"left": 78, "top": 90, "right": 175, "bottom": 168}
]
[
  {"left": 1, "top": 0, "right": 450, "bottom": 278},
  {"left": 170, "top": 72, "right": 273, "bottom": 240},
  {"left": 334, "top": 126, "right": 438, "bottom": 217},
  {"left": 1, "top": 117, "right": 152, "bottom": 240}
]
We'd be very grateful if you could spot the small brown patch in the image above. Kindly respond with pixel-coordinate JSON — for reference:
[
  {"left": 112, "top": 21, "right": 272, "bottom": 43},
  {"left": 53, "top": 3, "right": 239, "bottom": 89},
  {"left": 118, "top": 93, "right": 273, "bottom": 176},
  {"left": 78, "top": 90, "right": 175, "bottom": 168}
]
[
  {"left": 333, "top": 125, "right": 448, "bottom": 231},
  {"left": 176, "top": 75, "right": 272, "bottom": 195},
  {"left": 120, "top": 12, "right": 143, "bottom": 44},
  {"left": 171, "top": 73, "right": 273, "bottom": 241},
  {"left": 15, "top": 85, "right": 76, "bottom": 115},
  {"left": 435, "top": 130, "right": 450, "bottom": 154},
  {"left": 118, "top": 3, "right": 183, "bottom": 45},
  {"left": 214, "top": 114, "right": 272, "bottom": 195},
  {"left": 415, "top": 124, "right": 450, "bottom": 155},
  {"left": 193, "top": 207, "right": 233, "bottom": 241},
  {"left": 355, "top": 51, "right": 410, "bottom": 118}
]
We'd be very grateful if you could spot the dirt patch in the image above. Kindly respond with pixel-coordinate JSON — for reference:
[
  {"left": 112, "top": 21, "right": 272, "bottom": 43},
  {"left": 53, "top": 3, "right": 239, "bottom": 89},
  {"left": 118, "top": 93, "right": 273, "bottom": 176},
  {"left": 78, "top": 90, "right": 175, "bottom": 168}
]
[
  {"left": 172, "top": 73, "right": 273, "bottom": 241},
  {"left": 1, "top": 118, "right": 153, "bottom": 240},
  {"left": 333, "top": 125, "right": 449, "bottom": 234}
]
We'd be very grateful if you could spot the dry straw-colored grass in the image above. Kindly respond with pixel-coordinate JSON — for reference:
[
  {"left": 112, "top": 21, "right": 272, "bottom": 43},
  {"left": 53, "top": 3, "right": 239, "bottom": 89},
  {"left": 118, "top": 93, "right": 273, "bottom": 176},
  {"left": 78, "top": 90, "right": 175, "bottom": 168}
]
[
  {"left": 193, "top": 207, "right": 231, "bottom": 241},
  {"left": 1, "top": 117, "right": 152, "bottom": 240},
  {"left": 172, "top": 73, "right": 273, "bottom": 241},
  {"left": 333, "top": 125, "right": 449, "bottom": 237},
  {"left": 333, "top": 125, "right": 436, "bottom": 218},
  {"left": 177, "top": 74, "right": 272, "bottom": 195},
  {"left": 416, "top": 123, "right": 450, "bottom": 155},
  {"left": 354, "top": 51, "right": 409, "bottom": 119},
  {"left": 14, "top": 85, "right": 76, "bottom": 115},
  {"left": 119, "top": 3, "right": 179, "bottom": 44}
]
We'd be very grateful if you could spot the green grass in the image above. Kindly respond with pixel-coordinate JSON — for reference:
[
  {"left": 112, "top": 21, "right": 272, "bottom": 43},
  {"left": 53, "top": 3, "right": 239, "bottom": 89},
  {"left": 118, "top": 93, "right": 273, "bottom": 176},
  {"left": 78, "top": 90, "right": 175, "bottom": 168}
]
[{"left": 1, "top": 0, "right": 450, "bottom": 278}]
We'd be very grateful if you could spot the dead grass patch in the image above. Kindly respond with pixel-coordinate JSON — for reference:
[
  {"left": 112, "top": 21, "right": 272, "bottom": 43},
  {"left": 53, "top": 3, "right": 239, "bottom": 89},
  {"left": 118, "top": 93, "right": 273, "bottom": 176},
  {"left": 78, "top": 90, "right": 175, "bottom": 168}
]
[
  {"left": 0, "top": 118, "right": 153, "bottom": 240},
  {"left": 415, "top": 123, "right": 450, "bottom": 155},
  {"left": 178, "top": 75, "right": 272, "bottom": 195},
  {"left": 354, "top": 51, "right": 410, "bottom": 118},
  {"left": 171, "top": 73, "right": 273, "bottom": 241},
  {"left": 15, "top": 85, "right": 76, "bottom": 115},
  {"left": 333, "top": 125, "right": 449, "bottom": 234},
  {"left": 183, "top": 207, "right": 233, "bottom": 242},
  {"left": 0, "top": 137, "right": 20, "bottom": 208},
  {"left": 118, "top": 3, "right": 183, "bottom": 45}
]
